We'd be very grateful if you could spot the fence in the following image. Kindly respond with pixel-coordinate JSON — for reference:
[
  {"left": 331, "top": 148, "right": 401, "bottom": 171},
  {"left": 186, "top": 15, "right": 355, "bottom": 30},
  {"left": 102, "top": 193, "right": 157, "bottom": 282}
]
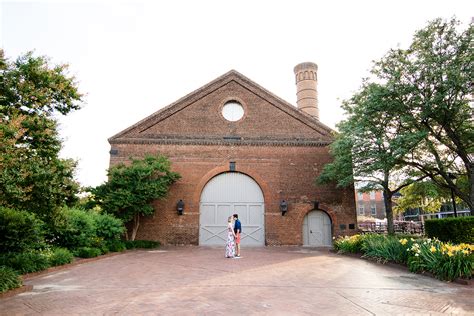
[{"left": 358, "top": 221, "right": 424, "bottom": 235}]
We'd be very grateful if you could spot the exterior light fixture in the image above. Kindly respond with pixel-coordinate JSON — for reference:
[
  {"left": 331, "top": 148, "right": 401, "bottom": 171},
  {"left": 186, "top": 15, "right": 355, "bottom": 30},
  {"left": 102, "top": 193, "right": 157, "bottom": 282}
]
[
  {"left": 280, "top": 200, "right": 288, "bottom": 216},
  {"left": 177, "top": 199, "right": 184, "bottom": 216}
]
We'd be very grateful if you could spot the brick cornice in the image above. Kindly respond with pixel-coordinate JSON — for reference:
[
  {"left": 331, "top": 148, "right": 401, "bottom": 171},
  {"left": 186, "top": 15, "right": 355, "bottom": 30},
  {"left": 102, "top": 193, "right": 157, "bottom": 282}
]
[{"left": 110, "top": 136, "right": 331, "bottom": 147}]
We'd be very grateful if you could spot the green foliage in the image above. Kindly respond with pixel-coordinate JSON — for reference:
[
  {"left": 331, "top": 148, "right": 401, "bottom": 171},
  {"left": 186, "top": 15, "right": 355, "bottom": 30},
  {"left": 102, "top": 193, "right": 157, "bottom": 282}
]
[
  {"left": 90, "top": 155, "right": 180, "bottom": 240},
  {"left": 0, "top": 251, "right": 50, "bottom": 274},
  {"left": 48, "top": 248, "right": 74, "bottom": 267},
  {"left": 51, "top": 207, "right": 125, "bottom": 254},
  {"left": 0, "top": 207, "right": 45, "bottom": 253},
  {"left": 124, "top": 240, "right": 160, "bottom": 249},
  {"left": 106, "top": 240, "right": 127, "bottom": 252},
  {"left": 406, "top": 239, "right": 473, "bottom": 281},
  {"left": 333, "top": 235, "right": 363, "bottom": 253},
  {"left": 0, "top": 51, "right": 82, "bottom": 225},
  {"left": 373, "top": 18, "right": 474, "bottom": 210},
  {"left": 394, "top": 180, "right": 451, "bottom": 214},
  {"left": 334, "top": 234, "right": 473, "bottom": 281},
  {"left": 0, "top": 266, "right": 22, "bottom": 293},
  {"left": 90, "top": 212, "right": 125, "bottom": 240},
  {"left": 73, "top": 247, "right": 102, "bottom": 258},
  {"left": 425, "top": 217, "right": 474, "bottom": 244},
  {"left": 319, "top": 18, "right": 474, "bottom": 232},
  {"left": 361, "top": 234, "right": 409, "bottom": 263},
  {"left": 54, "top": 208, "right": 97, "bottom": 249}
]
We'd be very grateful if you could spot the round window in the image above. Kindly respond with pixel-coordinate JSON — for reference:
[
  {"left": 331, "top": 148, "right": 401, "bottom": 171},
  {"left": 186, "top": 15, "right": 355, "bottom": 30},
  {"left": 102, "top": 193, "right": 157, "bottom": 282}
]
[{"left": 222, "top": 101, "right": 244, "bottom": 122}]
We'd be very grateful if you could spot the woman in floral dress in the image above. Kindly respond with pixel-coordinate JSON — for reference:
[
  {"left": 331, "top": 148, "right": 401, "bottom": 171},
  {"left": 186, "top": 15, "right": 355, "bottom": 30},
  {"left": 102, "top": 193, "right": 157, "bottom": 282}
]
[{"left": 225, "top": 216, "right": 236, "bottom": 258}]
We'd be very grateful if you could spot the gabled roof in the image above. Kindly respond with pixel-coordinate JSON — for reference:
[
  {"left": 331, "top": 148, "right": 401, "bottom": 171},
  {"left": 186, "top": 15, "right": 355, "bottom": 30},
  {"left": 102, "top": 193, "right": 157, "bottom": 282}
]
[{"left": 109, "top": 70, "right": 334, "bottom": 143}]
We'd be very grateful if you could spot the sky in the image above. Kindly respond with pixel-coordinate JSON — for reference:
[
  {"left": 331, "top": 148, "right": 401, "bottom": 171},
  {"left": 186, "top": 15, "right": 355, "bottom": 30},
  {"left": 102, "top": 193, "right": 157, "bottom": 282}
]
[{"left": 2, "top": 0, "right": 473, "bottom": 187}]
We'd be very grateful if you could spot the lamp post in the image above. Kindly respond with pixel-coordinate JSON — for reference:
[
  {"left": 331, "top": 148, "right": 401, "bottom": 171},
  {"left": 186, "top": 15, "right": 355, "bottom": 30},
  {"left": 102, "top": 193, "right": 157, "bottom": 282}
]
[{"left": 448, "top": 173, "right": 457, "bottom": 218}]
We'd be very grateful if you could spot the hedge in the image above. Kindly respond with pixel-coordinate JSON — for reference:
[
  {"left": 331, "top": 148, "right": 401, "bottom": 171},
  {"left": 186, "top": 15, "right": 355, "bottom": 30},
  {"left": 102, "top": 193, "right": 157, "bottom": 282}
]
[{"left": 425, "top": 216, "right": 474, "bottom": 244}]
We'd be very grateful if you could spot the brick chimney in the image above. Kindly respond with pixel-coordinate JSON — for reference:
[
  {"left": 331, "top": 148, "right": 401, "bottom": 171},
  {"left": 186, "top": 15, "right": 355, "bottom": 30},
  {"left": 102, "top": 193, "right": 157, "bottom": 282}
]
[{"left": 293, "top": 62, "right": 319, "bottom": 120}]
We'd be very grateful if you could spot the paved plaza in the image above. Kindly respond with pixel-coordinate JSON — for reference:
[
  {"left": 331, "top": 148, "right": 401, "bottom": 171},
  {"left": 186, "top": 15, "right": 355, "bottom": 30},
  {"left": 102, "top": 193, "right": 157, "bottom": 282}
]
[{"left": 1, "top": 246, "right": 472, "bottom": 315}]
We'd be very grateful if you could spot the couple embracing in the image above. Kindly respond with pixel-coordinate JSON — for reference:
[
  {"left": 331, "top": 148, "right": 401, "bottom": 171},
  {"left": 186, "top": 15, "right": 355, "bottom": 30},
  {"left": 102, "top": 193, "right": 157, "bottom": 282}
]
[{"left": 225, "top": 214, "right": 241, "bottom": 258}]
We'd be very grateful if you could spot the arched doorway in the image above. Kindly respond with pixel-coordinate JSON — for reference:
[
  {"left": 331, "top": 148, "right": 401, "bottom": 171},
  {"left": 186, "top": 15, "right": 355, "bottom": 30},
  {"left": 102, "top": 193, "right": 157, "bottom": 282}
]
[
  {"left": 199, "top": 172, "right": 265, "bottom": 246},
  {"left": 302, "top": 210, "right": 332, "bottom": 246}
]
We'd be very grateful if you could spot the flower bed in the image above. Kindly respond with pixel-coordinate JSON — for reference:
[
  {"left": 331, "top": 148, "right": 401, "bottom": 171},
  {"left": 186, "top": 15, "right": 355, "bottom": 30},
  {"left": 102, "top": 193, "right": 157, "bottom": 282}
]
[{"left": 334, "top": 234, "right": 473, "bottom": 281}]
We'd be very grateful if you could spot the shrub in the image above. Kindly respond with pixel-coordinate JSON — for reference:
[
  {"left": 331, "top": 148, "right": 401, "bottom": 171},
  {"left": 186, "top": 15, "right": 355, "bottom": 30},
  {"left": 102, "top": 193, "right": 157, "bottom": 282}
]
[
  {"left": 54, "top": 208, "right": 97, "bottom": 249},
  {"left": 106, "top": 240, "right": 127, "bottom": 252},
  {"left": 407, "top": 239, "right": 473, "bottom": 281},
  {"left": 124, "top": 240, "right": 160, "bottom": 249},
  {"left": 91, "top": 212, "right": 125, "bottom": 240},
  {"left": 48, "top": 248, "right": 74, "bottom": 266},
  {"left": 0, "top": 207, "right": 45, "bottom": 253},
  {"left": 0, "top": 266, "right": 21, "bottom": 293},
  {"left": 425, "top": 217, "right": 474, "bottom": 244},
  {"left": 73, "top": 247, "right": 102, "bottom": 258},
  {"left": 333, "top": 234, "right": 364, "bottom": 253},
  {"left": 0, "top": 252, "right": 50, "bottom": 274},
  {"left": 362, "top": 234, "right": 409, "bottom": 263}
]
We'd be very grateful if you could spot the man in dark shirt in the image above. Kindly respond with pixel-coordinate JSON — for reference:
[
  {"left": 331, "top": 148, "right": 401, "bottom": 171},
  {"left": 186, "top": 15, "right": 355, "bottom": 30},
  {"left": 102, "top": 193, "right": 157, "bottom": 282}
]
[{"left": 233, "top": 214, "right": 242, "bottom": 257}]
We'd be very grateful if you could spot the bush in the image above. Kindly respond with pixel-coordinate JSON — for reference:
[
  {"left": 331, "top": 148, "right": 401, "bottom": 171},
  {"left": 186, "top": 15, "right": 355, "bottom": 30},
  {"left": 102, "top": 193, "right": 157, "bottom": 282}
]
[
  {"left": 425, "top": 217, "right": 474, "bottom": 244},
  {"left": 362, "top": 234, "right": 409, "bottom": 263},
  {"left": 92, "top": 212, "right": 125, "bottom": 240},
  {"left": 0, "top": 207, "right": 45, "bottom": 253},
  {"left": 124, "top": 240, "right": 160, "bottom": 249},
  {"left": 333, "top": 235, "right": 363, "bottom": 253},
  {"left": 73, "top": 247, "right": 102, "bottom": 258},
  {"left": 54, "top": 208, "right": 97, "bottom": 249},
  {"left": 48, "top": 248, "right": 74, "bottom": 266},
  {"left": 0, "top": 266, "right": 21, "bottom": 293},
  {"left": 407, "top": 239, "right": 473, "bottom": 281},
  {"left": 0, "top": 252, "right": 50, "bottom": 274},
  {"left": 106, "top": 240, "right": 127, "bottom": 252}
]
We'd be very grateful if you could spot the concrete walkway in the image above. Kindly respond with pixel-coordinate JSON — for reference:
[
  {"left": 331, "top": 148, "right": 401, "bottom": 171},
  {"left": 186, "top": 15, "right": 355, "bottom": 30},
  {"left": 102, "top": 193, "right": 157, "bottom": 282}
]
[{"left": 1, "top": 247, "right": 472, "bottom": 315}]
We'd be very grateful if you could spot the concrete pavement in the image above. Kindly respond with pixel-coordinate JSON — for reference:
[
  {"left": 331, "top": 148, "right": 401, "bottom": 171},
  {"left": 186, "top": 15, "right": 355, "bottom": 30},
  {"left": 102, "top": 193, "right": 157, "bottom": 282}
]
[{"left": 1, "top": 246, "right": 472, "bottom": 315}]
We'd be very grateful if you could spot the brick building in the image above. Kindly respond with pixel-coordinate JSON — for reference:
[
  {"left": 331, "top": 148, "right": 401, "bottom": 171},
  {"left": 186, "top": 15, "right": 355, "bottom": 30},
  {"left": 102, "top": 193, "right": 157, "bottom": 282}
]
[
  {"left": 355, "top": 190, "right": 386, "bottom": 220},
  {"left": 108, "top": 62, "right": 357, "bottom": 246}
]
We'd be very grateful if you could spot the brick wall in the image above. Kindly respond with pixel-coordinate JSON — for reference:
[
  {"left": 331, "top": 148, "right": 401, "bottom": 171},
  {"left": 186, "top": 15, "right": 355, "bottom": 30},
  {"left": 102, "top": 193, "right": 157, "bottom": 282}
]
[
  {"left": 109, "top": 71, "right": 357, "bottom": 245},
  {"left": 110, "top": 143, "right": 357, "bottom": 245}
]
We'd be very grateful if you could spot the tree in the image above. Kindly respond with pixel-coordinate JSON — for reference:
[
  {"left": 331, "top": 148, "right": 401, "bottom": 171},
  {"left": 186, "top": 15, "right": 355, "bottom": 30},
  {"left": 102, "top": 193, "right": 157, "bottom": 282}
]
[
  {"left": 0, "top": 50, "right": 82, "bottom": 224},
  {"left": 319, "top": 83, "right": 424, "bottom": 234},
  {"left": 90, "top": 155, "right": 181, "bottom": 241},
  {"left": 373, "top": 18, "right": 474, "bottom": 213},
  {"left": 394, "top": 180, "right": 452, "bottom": 215}
]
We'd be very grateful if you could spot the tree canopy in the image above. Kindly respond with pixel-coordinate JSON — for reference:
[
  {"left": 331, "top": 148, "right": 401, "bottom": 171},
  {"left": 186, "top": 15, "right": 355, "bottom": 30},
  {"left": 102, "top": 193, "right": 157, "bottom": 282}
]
[
  {"left": 89, "top": 155, "right": 181, "bottom": 241},
  {"left": 0, "top": 50, "right": 83, "bottom": 224},
  {"left": 319, "top": 17, "right": 473, "bottom": 229},
  {"left": 373, "top": 18, "right": 473, "bottom": 212}
]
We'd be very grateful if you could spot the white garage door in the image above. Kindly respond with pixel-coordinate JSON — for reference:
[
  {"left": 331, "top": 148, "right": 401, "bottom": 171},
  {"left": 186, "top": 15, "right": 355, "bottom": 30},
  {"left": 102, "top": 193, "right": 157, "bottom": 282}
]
[
  {"left": 199, "top": 172, "right": 265, "bottom": 246},
  {"left": 303, "top": 210, "right": 332, "bottom": 246}
]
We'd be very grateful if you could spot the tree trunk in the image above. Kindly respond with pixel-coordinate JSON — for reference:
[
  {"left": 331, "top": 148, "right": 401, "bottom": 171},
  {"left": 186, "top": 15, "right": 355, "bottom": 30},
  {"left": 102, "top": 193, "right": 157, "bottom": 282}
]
[
  {"left": 470, "top": 162, "right": 474, "bottom": 215},
  {"left": 131, "top": 213, "right": 140, "bottom": 241},
  {"left": 383, "top": 189, "right": 394, "bottom": 235}
]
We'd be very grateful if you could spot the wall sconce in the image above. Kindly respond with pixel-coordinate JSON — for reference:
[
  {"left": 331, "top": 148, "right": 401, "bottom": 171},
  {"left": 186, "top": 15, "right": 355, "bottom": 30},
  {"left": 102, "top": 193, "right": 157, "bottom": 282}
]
[
  {"left": 280, "top": 200, "right": 288, "bottom": 216},
  {"left": 177, "top": 199, "right": 184, "bottom": 215}
]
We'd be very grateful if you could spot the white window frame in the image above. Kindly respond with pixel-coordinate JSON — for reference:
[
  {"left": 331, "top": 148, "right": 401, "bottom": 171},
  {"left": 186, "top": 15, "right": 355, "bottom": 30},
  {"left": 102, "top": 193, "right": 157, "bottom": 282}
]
[
  {"left": 369, "top": 191, "right": 376, "bottom": 200},
  {"left": 371, "top": 204, "right": 376, "bottom": 215},
  {"left": 358, "top": 205, "right": 365, "bottom": 215}
]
